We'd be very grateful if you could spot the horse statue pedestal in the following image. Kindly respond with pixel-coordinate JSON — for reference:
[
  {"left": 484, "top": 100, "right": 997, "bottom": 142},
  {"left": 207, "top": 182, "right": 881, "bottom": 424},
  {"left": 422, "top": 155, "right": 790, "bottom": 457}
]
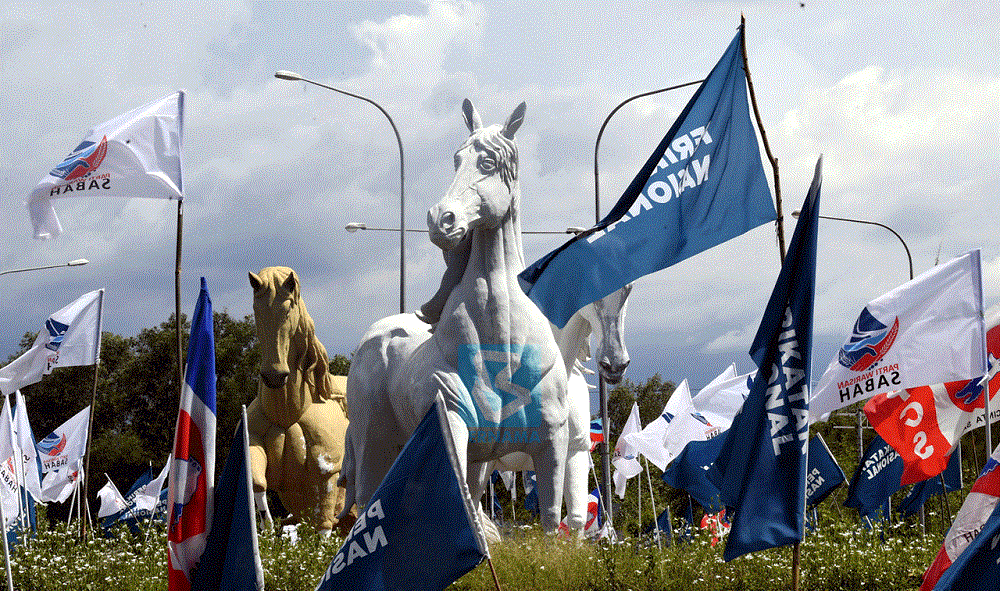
[{"left": 246, "top": 266, "right": 354, "bottom": 534}]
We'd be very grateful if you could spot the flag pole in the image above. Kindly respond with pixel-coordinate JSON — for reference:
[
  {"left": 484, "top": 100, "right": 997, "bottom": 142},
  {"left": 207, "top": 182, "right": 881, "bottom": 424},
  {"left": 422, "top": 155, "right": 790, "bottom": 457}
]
[
  {"left": 80, "top": 288, "right": 104, "bottom": 540},
  {"left": 175, "top": 200, "right": 184, "bottom": 414},
  {"left": 0, "top": 489, "right": 13, "bottom": 591},
  {"left": 643, "top": 458, "right": 663, "bottom": 551},
  {"left": 740, "top": 14, "right": 785, "bottom": 261}
]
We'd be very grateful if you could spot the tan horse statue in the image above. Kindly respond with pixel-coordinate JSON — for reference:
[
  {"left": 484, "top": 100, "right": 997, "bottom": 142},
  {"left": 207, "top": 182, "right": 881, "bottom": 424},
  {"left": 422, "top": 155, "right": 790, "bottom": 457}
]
[{"left": 246, "top": 266, "right": 352, "bottom": 534}]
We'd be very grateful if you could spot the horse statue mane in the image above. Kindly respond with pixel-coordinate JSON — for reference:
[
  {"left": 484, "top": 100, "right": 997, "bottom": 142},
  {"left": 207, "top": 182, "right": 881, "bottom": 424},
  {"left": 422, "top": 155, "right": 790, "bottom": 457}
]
[{"left": 246, "top": 266, "right": 351, "bottom": 533}]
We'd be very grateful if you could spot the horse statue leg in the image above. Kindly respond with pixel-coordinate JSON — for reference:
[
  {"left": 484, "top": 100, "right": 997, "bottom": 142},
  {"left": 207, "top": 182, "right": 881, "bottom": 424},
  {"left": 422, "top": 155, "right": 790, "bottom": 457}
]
[{"left": 562, "top": 368, "right": 592, "bottom": 534}]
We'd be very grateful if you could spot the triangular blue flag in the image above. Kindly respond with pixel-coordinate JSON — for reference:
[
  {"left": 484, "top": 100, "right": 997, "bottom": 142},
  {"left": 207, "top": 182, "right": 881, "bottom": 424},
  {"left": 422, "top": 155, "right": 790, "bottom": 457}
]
[
  {"left": 189, "top": 410, "right": 263, "bottom": 591},
  {"left": 662, "top": 434, "right": 727, "bottom": 513},
  {"left": 844, "top": 434, "right": 905, "bottom": 518},
  {"left": 806, "top": 433, "right": 846, "bottom": 508},
  {"left": 519, "top": 24, "right": 776, "bottom": 328},
  {"left": 315, "top": 399, "right": 487, "bottom": 591},
  {"left": 899, "top": 450, "right": 962, "bottom": 517},
  {"left": 710, "top": 157, "right": 821, "bottom": 561}
]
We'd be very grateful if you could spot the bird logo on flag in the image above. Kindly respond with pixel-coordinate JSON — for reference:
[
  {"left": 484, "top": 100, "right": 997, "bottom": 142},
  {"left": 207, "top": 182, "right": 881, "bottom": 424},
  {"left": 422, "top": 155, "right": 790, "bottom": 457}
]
[
  {"left": 50, "top": 136, "right": 108, "bottom": 181},
  {"left": 838, "top": 308, "right": 899, "bottom": 371}
]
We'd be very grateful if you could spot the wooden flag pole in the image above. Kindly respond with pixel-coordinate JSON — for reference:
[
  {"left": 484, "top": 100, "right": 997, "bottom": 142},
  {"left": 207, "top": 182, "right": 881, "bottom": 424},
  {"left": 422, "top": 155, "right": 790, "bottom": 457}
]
[
  {"left": 741, "top": 14, "right": 786, "bottom": 262},
  {"left": 175, "top": 200, "right": 185, "bottom": 407}
]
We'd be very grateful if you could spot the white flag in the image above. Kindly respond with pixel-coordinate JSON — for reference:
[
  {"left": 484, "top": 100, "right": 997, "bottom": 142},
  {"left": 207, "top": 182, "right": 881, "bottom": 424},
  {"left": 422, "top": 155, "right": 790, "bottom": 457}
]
[
  {"left": 133, "top": 458, "right": 170, "bottom": 514},
  {"left": 97, "top": 476, "right": 128, "bottom": 518},
  {"left": 12, "top": 391, "right": 43, "bottom": 502},
  {"left": 625, "top": 379, "right": 697, "bottom": 471},
  {"left": 27, "top": 90, "right": 184, "bottom": 239},
  {"left": 660, "top": 380, "right": 723, "bottom": 461},
  {"left": 612, "top": 402, "right": 643, "bottom": 498},
  {"left": 691, "top": 370, "right": 755, "bottom": 432},
  {"left": 0, "top": 289, "right": 103, "bottom": 396},
  {"left": 0, "top": 398, "right": 21, "bottom": 527},
  {"left": 811, "top": 249, "right": 986, "bottom": 422},
  {"left": 35, "top": 405, "right": 90, "bottom": 503}
]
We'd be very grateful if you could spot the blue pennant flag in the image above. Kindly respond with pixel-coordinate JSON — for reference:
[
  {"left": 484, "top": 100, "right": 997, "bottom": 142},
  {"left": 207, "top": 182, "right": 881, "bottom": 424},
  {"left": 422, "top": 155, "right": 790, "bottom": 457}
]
[
  {"left": 518, "top": 24, "right": 776, "bottom": 328},
  {"left": 899, "top": 450, "right": 962, "bottom": 517},
  {"left": 189, "top": 409, "right": 263, "bottom": 591},
  {"left": 933, "top": 502, "right": 1000, "bottom": 590},
  {"left": 806, "top": 433, "right": 846, "bottom": 508},
  {"left": 316, "top": 398, "right": 487, "bottom": 591},
  {"left": 709, "top": 157, "right": 821, "bottom": 561},
  {"left": 662, "top": 434, "right": 727, "bottom": 513},
  {"left": 844, "top": 434, "right": 905, "bottom": 519}
]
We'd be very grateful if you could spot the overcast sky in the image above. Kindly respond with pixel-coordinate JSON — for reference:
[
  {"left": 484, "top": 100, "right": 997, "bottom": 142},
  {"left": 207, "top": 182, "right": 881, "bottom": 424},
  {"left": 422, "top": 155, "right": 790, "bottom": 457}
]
[{"left": 3, "top": 1, "right": 998, "bottom": 404}]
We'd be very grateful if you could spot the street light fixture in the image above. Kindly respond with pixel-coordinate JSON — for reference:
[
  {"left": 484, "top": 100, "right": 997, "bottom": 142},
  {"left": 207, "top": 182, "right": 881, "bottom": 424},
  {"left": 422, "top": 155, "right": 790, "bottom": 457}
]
[
  {"left": 276, "top": 70, "right": 406, "bottom": 313},
  {"left": 0, "top": 258, "right": 89, "bottom": 277},
  {"left": 791, "top": 211, "right": 913, "bottom": 280}
]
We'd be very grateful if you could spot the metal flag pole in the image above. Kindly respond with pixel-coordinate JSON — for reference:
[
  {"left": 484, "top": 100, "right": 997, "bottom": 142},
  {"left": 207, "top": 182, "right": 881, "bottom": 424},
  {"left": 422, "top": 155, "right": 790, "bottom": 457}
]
[
  {"left": 79, "top": 288, "right": 105, "bottom": 540},
  {"left": 644, "top": 458, "right": 663, "bottom": 550}
]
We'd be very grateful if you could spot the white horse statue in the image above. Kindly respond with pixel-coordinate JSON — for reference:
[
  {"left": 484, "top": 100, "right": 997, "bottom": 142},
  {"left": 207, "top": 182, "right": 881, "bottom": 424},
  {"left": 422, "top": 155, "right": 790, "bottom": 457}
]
[
  {"left": 245, "top": 267, "right": 352, "bottom": 534},
  {"left": 341, "top": 99, "right": 570, "bottom": 532},
  {"left": 487, "top": 283, "right": 632, "bottom": 533}
]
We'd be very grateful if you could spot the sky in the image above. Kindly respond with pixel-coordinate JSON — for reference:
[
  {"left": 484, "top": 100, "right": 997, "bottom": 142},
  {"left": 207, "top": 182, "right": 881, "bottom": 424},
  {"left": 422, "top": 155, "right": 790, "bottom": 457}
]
[{"left": 3, "top": 1, "right": 999, "bottom": 406}]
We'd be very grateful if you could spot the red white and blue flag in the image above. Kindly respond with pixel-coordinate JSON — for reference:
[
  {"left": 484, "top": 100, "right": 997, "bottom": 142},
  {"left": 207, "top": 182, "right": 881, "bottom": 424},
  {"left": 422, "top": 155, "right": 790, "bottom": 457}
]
[
  {"left": 167, "top": 278, "right": 216, "bottom": 591},
  {"left": 589, "top": 418, "right": 604, "bottom": 452}
]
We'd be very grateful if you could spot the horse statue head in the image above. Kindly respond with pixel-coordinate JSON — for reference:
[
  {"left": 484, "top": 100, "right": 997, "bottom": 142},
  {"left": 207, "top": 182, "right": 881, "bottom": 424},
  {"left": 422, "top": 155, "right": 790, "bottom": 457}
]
[
  {"left": 248, "top": 266, "right": 335, "bottom": 404},
  {"left": 577, "top": 283, "right": 632, "bottom": 384}
]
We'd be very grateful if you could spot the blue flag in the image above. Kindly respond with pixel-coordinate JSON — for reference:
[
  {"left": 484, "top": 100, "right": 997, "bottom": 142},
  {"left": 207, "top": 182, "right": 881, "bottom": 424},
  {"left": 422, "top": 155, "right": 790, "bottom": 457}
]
[
  {"left": 709, "top": 157, "right": 821, "bottom": 561},
  {"left": 933, "top": 502, "right": 1000, "bottom": 590},
  {"left": 662, "top": 434, "right": 727, "bottom": 513},
  {"left": 899, "top": 451, "right": 962, "bottom": 517},
  {"left": 519, "top": 24, "right": 776, "bottom": 328},
  {"left": 189, "top": 410, "right": 263, "bottom": 591},
  {"left": 806, "top": 434, "right": 846, "bottom": 508},
  {"left": 844, "top": 434, "right": 905, "bottom": 519},
  {"left": 101, "top": 466, "right": 153, "bottom": 533},
  {"left": 315, "top": 398, "right": 487, "bottom": 591}
]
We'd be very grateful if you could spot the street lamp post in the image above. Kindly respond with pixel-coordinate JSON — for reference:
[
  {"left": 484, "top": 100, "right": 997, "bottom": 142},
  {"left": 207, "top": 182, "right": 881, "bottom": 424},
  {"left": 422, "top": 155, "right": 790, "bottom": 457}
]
[
  {"left": 345, "top": 223, "right": 585, "bottom": 235},
  {"left": 792, "top": 211, "right": 913, "bottom": 281},
  {"left": 0, "top": 259, "right": 88, "bottom": 277},
  {"left": 276, "top": 70, "right": 406, "bottom": 314}
]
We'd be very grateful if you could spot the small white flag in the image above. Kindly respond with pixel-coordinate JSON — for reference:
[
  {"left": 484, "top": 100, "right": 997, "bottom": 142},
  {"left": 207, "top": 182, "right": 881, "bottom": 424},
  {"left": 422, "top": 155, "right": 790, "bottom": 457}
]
[
  {"left": 810, "top": 249, "right": 986, "bottom": 422},
  {"left": 97, "top": 476, "right": 128, "bottom": 518},
  {"left": 27, "top": 90, "right": 184, "bottom": 239},
  {"left": 612, "top": 402, "right": 643, "bottom": 498},
  {"left": 13, "top": 391, "right": 43, "bottom": 502},
  {"left": 0, "top": 289, "right": 103, "bottom": 396}
]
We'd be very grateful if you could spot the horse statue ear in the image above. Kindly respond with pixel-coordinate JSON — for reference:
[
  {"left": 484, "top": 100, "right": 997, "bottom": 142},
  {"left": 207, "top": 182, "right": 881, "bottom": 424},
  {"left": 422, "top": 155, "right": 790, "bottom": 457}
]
[
  {"left": 249, "top": 271, "right": 263, "bottom": 292},
  {"left": 282, "top": 270, "right": 298, "bottom": 300},
  {"left": 462, "top": 99, "right": 482, "bottom": 134},
  {"left": 502, "top": 102, "right": 526, "bottom": 139}
]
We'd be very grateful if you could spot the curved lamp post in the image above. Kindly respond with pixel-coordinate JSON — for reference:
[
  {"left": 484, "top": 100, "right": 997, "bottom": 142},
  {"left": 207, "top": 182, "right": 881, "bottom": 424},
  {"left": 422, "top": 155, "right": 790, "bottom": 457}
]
[
  {"left": 276, "top": 70, "right": 406, "bottom": 314},
  {"left": 0, "top": 258, "right": 88, "bottom": 277},
  {"left": 346, "top": 223, "right": 585, "bottom": 235},
  {"left": 791, "top": 211, "right": 913, "bottom": 280}
]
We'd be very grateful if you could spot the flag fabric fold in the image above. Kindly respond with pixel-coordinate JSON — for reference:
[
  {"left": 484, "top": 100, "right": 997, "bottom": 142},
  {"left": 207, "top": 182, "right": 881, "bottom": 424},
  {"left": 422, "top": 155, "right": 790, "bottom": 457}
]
[
  {"left": 189, "top": 408, "right": 263, "bottom": 591},
  {"left": 805, "top": 434, "right": 846, "bottom": 508},
  {"left": 710, "top": 156, "right": 821, "bottom": 561},
  {"left": 691, "top": 370, "right": 754, "bottom": 433},
  {"left": 12, "top": 392, "right": 43, "bottom": 504},
  {"left": 811, "top": 249, "right": 986, "bottom": 423},
  {"left": 626, "top": 380, "right": 708, "bottom": 471},
  {"left": 612, "top": 402, "right": 643, "bottom": 498},
  {"left": 518, "top": 24, "right": 775, "bottom": 328},
  {"left": 0, "top": 289, "right": 103, "bottom": 396},
  {"left": 315, "top": 396, "right": 487, "bottom": 591},
  {"left": 865, "top": 308, "right": 999, "bottom": 485},
  {"left": 922, "top": 442, "right": 1000, "bottom": 590},
  {"left": 167, "top": 278, "right": 216, "bottom": 591},
  {"left": 27, "top": 91, "right": 184, "bottom": 239},
  {"left": 97, "top": 476, "right": 128, "bottom": 519},
  {"left": 0, "top": 397, "right": 21, "bottom": 528},
  {"left": 899, "top": 451, "right": 962, "bottom": 517}
]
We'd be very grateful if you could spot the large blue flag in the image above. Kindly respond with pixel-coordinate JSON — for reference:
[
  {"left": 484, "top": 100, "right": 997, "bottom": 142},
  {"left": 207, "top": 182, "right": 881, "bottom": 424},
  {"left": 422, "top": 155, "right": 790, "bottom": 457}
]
[
  {"left": 844, "top": 434, "right": 905, "bottom": 519},
  {"left": 315, "top": 397, "right": 487, "bottom": 591},
  {"left": 190, "top": 409, "right": 263, "bottom": 591},
  {"left": 519, "top": 24, "right": 776, "bottom": 328},
  {"left": 662, "top": 434, "right": 727, "bottom": 513},
  {"left": 806, "top": 433, "right": 846, "bottom": 508},
  {"left": 899, "top": 450, "right": 962, "bottom": 517},
  {"left": 709, "top": 157, "right": 821, "bottom": 561},
  {"left": 933, "top": 501, "right": 1000, "bottom": 590}
]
